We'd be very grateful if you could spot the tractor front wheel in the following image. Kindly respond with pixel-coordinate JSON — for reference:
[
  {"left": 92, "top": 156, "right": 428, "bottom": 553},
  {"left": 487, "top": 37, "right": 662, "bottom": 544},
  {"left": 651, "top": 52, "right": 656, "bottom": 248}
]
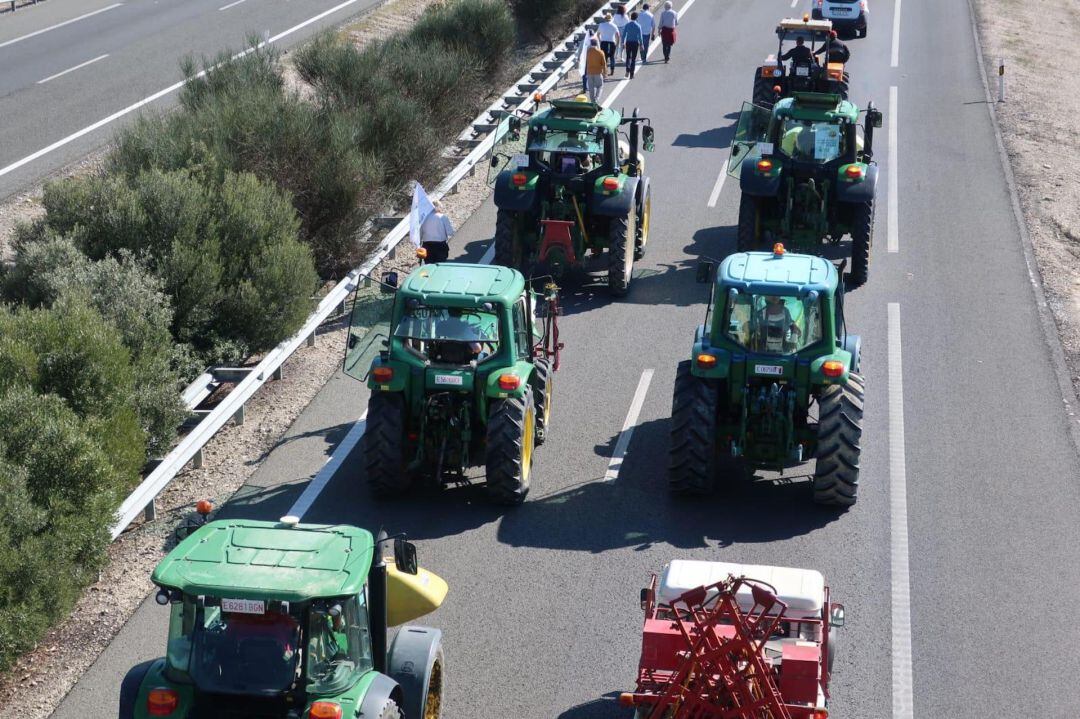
[
  {"left": 635, "top": 183, "right": 652, "bottom": 260},
  {"left": 813, "top": 373, "right": 864, "bottom": 506},
  {"left": 532, "top": 359, "right": 554, "bottom": 445},
  {"left": 737, "top": 194, "right": 762, "bottom": 252},
  {"left": 494, "top": 209, "right": 525, "bottom": 269},
  {"left": 847, "top": 199, "right": 874, "bottom": 289},
  {"left": 608, "top": 214, "right": 635, "bottom": 297},
  {"left": 485, "top": 386, "right": 535, "bottom": 505},
  {"left": 669, "top": 360, "right": 719, "bottom": 495},
  {"left": 364, "top": 392, "right": 412, "bottom": 497}
]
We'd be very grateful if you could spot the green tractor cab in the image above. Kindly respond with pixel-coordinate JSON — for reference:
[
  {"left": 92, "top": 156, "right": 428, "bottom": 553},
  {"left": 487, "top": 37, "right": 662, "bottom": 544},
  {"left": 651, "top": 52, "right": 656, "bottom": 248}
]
[
  {"left": 119, "top": 519, "right": 447, "bottom": 719},
  {"left": 727, "top": 92, "right": 883, "bottom": 289},
  {"left": 489, "top": 95, "right": 655, "bottom": 297},
  {"left": 670, "top": 245, "right": 864, "bottom": 506},
  {"left": 344, "top": 262, "right": 562, "bottom": 505},
  {"left": 754, "top": 16, "right": 850, "bottom": 109}
]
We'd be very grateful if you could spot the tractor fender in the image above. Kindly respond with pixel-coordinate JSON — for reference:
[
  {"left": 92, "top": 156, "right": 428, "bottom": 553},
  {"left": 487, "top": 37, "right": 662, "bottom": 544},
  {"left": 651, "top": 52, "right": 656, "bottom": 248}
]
[
  {"left": 493, "top": 171, "right": 539, "bottom": 212},
  {"left": 835, "top": 163, "right": 878, "bottom": 204},
  {"left": 118, "top": 659, "right": 158, "bottom": 718},
  {"left": 636, "top": 175, "right": 651, "bottom": 215},
  {"left": 367, "top": 356, "right": 409, "bottom": 393},
  {"left": 387, "top": 626, "right": 443, "bottom": 719},
  {"left": 358, "top": 671, "right": 404, "bottom": 718},
  {"left": 842, "top": 334, "right": 862, "bottom": 373},
  {"left": 810, "top": 352, "right": 854, "bottom": 384},
  {"left": 590, "top": 175, "right": 639, "bottom": 217},
  {"left": 738, "top": 155, "right": 782, "bottom": 197},
  {"left": 484, "top": 361, "right": 534, "bottom": 400},
  {"left": 691, "top": 340, "right": 730, "bottom": 380}
]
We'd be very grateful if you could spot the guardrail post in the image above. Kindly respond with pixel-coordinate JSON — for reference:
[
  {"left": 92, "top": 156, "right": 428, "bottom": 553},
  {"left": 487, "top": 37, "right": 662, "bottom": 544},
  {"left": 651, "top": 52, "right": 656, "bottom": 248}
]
[
  {"left": 233, "top": 405, "right": 245, "bottom": 426},
  {"left": 272, "top": 366, "right": 284, "bottom": 381},
  {"left": 306, "top": 332, "right": 317, "bottom": 348},
  {"left": 193, "top": 448, "right": 204, "bottom": 469},
  {"left": 144, "top": 499, "right": 156, "bottom": 522}
]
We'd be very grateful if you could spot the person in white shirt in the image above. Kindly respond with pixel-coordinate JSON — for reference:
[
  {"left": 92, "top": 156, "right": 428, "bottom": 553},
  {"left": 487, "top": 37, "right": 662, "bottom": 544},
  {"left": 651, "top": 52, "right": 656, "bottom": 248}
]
[
  {"left": 419, "top": 201, "right": 455, "bottom": 263},
  {"left": 612, "top": 4, "right": 629, "bottom": 61},
  {"left": 659, "top": 1, "right": 679, "bottom": 63},
  {"left": 596, "top": 13, "right": 620, "bottom": 75},
  {"left": 637, "top": 4, "right": 656, "bottom": 63}
]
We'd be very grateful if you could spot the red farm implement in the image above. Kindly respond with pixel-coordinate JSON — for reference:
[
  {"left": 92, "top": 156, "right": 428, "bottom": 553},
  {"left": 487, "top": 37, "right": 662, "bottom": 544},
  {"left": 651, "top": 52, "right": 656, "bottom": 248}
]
[{"left": 621, "top": 561, "right": 845, "bottom": 719}]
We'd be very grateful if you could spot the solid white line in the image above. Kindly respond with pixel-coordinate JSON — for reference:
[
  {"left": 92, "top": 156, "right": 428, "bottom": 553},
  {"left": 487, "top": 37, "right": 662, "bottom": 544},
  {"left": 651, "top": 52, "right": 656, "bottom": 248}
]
[
  {"left": 707, "top": 157, "right": 729, "bottom": 208},
  {"left": 790, "top": 0, "right": 799, "bottom": 7},
  {"left": 37, "top": 54, "right": 109, "bottom": 85},
  {"left": 219, "top": 0, "right": 248, "bottom": 10},
  {"left": 0, "top": 3, "right": 123, "bottom": 50},
  {"left": 678, "top": 0, "right": 698, "bottom": 18},
  {"left": 0, "top": 0, "right": 365, "bottom": 180},
  {"left": 479, "top": 242, "right": 495, "bottom": 264},
  {"left": 888, "top": 303, "right": 914, "bottom": 719},
  {"left": 286, "top": 412, "right": 368, "bottom": 520},
  {"left": 891, "top": 0, "right": 902, "bottom": 67},
  {"left": 603, "top": 369, "right": 654, "bottom": 482},
  {"left": 887, "top": 85, "right": 898, "bottom": 253}
]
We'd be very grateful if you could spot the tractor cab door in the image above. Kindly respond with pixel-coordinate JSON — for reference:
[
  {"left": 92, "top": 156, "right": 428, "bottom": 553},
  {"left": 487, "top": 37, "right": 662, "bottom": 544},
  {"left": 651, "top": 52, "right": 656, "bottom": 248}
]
[
  {"left": 727, "top": 101, "right": 773, "bottom": 178},
  {"left": 344, "top": 276, "right": 397, "bottom": 382},
  {"left": 487, "top": 113, "right": 529, "bottom": 187}
]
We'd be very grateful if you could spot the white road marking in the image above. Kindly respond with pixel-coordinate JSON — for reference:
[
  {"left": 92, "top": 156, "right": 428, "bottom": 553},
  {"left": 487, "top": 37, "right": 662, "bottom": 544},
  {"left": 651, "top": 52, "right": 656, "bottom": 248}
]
[
  {"left": 219, "top": 0, "right": 248, "bottom": 10},
  {"left": 0, "top": 0, "right": 366, "bottom": 180},
  {"left": 678, "top": 0, "right": 698, "bottom": 17},
  {"left": 37, "top": 54, "right": 109, "bottom": 85},
  {"left": 707, "top": 155, "right": 729, "bottom": 208},
  {"left": 479, "top": 242, "right": 496, "bottom": 264},
  {"left": 888, "top": 85, "right": 899, "bottom": 253},
  {"left": 286, "top": 412, "right": 368, "bottom": 520},
  {"left": 790, "top": 0, "right": 799, "bottom": 7},
  {"left": 888, "top": 303, "right": 914, "bottom": 719},
  {"left": 0, "top": 3, "right": 123, "bottom": 50},
  {"left": 891, "top": 0, "right": 903, "bottom": 67},
  {"left": 604, "top": 369, "right": 654, "bottom": 482}
]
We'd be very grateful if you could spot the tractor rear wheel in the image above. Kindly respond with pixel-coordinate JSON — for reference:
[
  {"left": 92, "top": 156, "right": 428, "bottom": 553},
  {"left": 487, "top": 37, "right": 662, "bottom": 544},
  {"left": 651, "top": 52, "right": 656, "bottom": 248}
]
[
  {"left": 374, "top": 698, "right": 403, "bottom": 719},
  {"left": 608, "top": 214, "right": 635, "bottom": 297},
  {"left": 635, "top": 183, "right": 652, "bottom": 260},
  {"left": 737, "top": 194, "right": 762, "bottom": 251},
  {"left": 669, "top": 360, "right": 719, "bottom": 495},
  {"left": 364, "top": 392, "right": 412, "bottom": 497},
  {"left": 847, "top": 199, "right": 874, "bottom": 289},
  {"left": 494, "top": 209, "right": 524, "bottom": 269},
  {"left": 753, "top": 72, "right": 777, "bottom": 109},
  {"left": 813, "top": 374, "right": 864, "bottom": 506},
  {"left": 532, "top": 359, "right": 554, "bottom": 445},
  {"left": 485, "top": 386, "right": 535, "bottom": 505}
]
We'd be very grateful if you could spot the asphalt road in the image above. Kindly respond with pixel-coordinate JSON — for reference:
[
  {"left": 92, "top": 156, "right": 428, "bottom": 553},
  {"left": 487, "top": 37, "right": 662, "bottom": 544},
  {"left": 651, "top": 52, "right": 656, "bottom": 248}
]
[
  {"left": 51, "top": 0, "right": 1080, "bottom": 717},
  {"left": 0, "top": 0, "right": 388, "bottom": 201}
]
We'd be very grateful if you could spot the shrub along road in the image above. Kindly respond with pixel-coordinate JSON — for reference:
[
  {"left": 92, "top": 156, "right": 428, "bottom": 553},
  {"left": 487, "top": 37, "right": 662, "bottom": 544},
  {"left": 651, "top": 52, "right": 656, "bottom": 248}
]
[
  {"left": 0, "top": 0, "right": 386, "bottom": 201},
  {"left": 52, "top": 0, "right": 1080, "bottom": 717}
]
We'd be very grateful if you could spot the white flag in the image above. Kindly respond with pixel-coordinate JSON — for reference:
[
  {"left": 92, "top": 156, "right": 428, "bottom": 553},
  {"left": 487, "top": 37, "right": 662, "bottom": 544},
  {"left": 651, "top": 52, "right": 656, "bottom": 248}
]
[
  {"left": 578, "top": 30, "right": 594, "bottom": 78},
  {"left": 409, "top": 181, "right": 436, "bottom": 248}
]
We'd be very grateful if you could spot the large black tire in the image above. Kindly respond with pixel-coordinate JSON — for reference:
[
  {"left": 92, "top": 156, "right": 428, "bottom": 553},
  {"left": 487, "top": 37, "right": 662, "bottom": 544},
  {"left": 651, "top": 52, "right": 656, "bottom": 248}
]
[
  {"left": 635, "top": 183, "right": 651, "bottom": 261},
  {"left": 607, "top": 214, "right": 634, "bottom": 297},
  {"left": 847, "top": 199, "right": 874, "bottom": 289},
  {"left": 485, "top": 386, "right": 535, "bottom": 505},
  {"left": 669, "top": 360, "right": 719, "bottom": 495},
  {"left": 753, "top": 72, "right": 777, "bottom": 109},
  {"left": 532, "top": 359, "right": 554, "bottom": 445},
  {"left": 118, "top": 660, "right": 155, "bottom": 718},
  {"left": 364, "top": 392, "right": 412, "bottom": 497},
  {"left": 494, "top": 209, "right": 524, "bottom": 269},
  {"left": 737, "top": 193, "right": 762, "bottom": 252},
  {"left": 813, "top": 373, "right": 864, "bottom": 506}
]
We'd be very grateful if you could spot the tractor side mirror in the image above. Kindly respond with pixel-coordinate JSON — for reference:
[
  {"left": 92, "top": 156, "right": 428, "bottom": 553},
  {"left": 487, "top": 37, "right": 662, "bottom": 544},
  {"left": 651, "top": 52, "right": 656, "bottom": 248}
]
[
  {"left": 867, "top": 106, "right": 883, "bottom": 129},
  {"left": 830, "top": 603, "right": 847, "bottom": 628},
  {"left": 642, "top": 125, "right": 656, "bottom": 152},
  {"left": 640, "top": 586, "right": 655, "bottom": 610},
  {"left": 508, "top": 116, "right": 522, "bottom": 140},
  {"left": 696, "top": 261, "right": 715, "bottom": 284},
  {"left": 490, "top": 156, "right": 499, "bottom": 168},
  {"left": 394, "top": 537, "right": 419, "bottom": 575},
  {"left": 382, "top": 271, "right": 399, "bottom": 292}
]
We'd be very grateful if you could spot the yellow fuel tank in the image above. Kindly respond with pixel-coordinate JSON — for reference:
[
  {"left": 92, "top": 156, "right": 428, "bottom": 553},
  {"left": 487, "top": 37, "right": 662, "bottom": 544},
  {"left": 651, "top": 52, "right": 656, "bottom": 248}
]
[{"left": 386, "top": 560, "right": 448, "bottom": 625}]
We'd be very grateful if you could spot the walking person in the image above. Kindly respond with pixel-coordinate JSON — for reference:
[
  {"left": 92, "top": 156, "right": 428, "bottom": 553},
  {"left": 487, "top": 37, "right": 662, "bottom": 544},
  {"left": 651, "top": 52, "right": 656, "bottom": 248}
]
[
  {"left": 612, "top": 4, "right": 629, "bottom": 62},
  {"left": 419, "top": 200, "right": 455, "bottom": 264},
  {"left": 659, "top": 1, "right": 678, "bottom": 63},
  {"left": 597, "top": 13, "right": 620, "bottom": 75},
  {"left": 622, "top": 12, "right": 644, "bottom": 79},
  {"left": 584, "top": 37, "right": 608, "bottom": 104},
  {"left": 637, "top": 3, "right": 656, "bottom": 63},
  {"left": 578, "top": 29, "right": 596, "bottom": 93}
]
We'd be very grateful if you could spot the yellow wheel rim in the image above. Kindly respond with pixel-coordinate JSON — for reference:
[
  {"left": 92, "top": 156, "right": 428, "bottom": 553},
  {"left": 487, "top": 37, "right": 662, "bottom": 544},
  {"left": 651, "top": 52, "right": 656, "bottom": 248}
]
[
  {"left": 424, "top": 659, "right": 442, "bottom": 719},
  {"left": 641, "top": 193, "right": 651, "bottom": 246},
  {"left": 522, "top": 404, "right": 535, "bottom": 481},
  {"left": 543, "top": 375, "right": 553, "bottom": 426}
]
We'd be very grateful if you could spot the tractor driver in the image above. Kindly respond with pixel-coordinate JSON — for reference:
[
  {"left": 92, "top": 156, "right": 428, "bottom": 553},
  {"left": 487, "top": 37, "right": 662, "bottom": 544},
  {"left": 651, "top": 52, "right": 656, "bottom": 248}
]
[
  {"left": 814, "top": 30, "right": 850, "bottom": 64},
  {"left": 780, "top": 36, "right": 814, "bottom": 67},
  {"left": 756, "top": 296, "right": 801, "bottom": 353},
  {"left": 780, "top": 120, "right": 816, "bottom": 159}
]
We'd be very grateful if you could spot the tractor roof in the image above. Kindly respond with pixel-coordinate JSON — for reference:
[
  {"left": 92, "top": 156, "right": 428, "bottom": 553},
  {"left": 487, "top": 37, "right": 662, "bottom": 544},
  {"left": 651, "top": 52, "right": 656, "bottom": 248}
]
[
  {"left": 152, "top": 520, "right": 374, "bottom": 602},
  {"left": 719, "top": 250, "right": 837, "bottom": 295},
  {"left": 776, "top": 17, "right": 832, "bottom": 36},
  {"left": 531, "top": 97, "right": 621, "bottom": 133},
  {"left": 774, "top": 93, "right": 859, "bottom": 122},
  {"left": 399, "top": 262, "right": 525, "bottom": 308}
]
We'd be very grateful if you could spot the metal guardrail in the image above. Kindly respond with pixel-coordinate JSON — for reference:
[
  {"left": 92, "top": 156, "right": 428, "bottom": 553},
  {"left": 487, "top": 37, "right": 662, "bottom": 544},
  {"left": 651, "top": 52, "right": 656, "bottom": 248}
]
[
  {"left": 7, "top": 0, "right": 45, "bottom": 11},
  {"left": 110, "top": 0, "right": 642, "bottom": 539}
]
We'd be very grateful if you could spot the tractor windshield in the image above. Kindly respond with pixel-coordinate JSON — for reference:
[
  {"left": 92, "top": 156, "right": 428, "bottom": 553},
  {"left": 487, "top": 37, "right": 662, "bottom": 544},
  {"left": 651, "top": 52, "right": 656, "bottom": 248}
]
[
  {"left": 724, "top": 292, "right": 824, "bottom": 355},
  {"left": 528, "top": 130, "right": 606, "bottom": 175},
  {"left": 395, "top": 305, "right": 499, "bottom": 343},
  {"left": 777, "top": 118, "right": 846, "bottom": 163}
]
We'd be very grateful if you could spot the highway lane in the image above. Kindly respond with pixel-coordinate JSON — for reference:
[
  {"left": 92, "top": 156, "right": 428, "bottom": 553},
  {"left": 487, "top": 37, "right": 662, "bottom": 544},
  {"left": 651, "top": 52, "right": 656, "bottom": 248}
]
[
  {"left": 51, "top": 0, "right": 1080, "bottom": 717},
  {"left": 0, "top": 0, "right": 388, "bottom": 201}
]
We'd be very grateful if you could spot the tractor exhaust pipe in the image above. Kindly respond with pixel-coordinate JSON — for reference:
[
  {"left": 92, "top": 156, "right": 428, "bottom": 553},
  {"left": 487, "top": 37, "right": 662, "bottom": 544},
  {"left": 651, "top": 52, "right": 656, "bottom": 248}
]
[
  {"left": 628, "top": 109, "right": 640, "bottom": 177},
  {"left": 370, "top": 529, "right": 389, "bottom": 673}
]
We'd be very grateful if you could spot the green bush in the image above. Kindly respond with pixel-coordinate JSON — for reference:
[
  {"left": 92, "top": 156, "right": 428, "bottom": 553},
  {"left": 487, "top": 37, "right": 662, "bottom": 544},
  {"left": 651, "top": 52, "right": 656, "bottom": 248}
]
[
  {"left": 510, "top": 0, "right": 602, "bottom": 49},
  {"left": 411, "top": 0, "right": 515, "bottom": 71}
]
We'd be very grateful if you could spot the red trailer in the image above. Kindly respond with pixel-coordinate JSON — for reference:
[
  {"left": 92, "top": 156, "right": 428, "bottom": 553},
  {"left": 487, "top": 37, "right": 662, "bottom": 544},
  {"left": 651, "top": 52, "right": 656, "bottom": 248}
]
[{"left": 620, "top": 561, "right": 846, "bottom": 719}]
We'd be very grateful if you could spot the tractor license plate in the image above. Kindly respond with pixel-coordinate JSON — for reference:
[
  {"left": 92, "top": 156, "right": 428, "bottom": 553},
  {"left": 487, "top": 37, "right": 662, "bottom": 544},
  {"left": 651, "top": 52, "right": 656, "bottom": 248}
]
[
  {"left": 754, "top": 364, "right": 785, "bottom": 376},
  {"left": 222, "top": 598, "right": 265, "bottom": 615},
  {"left": 795, "top": 66, "right": 809, "bottom": 77},
  {"left": 434, "top": 374, "right": 464, "bottom": 386},
  {"left": 831, "top": 7, "right": 851, "bottom": 13},
  {"left": 511, "top": 154, "right": 530, "bottom": 169}
]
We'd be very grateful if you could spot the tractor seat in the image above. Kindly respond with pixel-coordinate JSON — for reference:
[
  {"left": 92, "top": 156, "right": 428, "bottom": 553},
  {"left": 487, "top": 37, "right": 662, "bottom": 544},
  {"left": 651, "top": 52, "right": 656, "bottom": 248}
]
[{"left": 658, "top": 560, "right": 825, "bottom": 618}]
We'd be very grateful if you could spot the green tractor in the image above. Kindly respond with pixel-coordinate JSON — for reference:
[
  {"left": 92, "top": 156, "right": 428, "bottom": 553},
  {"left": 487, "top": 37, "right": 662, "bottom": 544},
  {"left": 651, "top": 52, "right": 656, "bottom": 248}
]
[
  {"left": 488, "top": 96, "right": 655, "bottom": 296},
  {"left": 119, "top": 518, "right": 447, "bottom": 719},
  {"left": 344, "top": 262, "right": 562, "bottom": 505},
  {"left": 728, "top": 92, "right": 883, "bottom": 289},
  {"left": 669, "top": 245, "right": 864, "bottom": 506}
]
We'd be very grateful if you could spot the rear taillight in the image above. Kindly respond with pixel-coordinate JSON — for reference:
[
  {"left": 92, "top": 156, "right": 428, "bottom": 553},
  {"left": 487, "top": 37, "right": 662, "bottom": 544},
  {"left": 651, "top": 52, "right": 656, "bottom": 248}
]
[
  {"left": 147, "top": 688, "right": 179, "bottom": 716},
  {"left": 512, "top": 173, "right": 528, "bottom": 186},
  {"left": 309, "top": 703, "right": 343, "bottom": 719},
  {"left": 498, "top": 374, "right": 521, "bottom": 391},
  {"left": 822, "top": 360, "right": 845, "bottom": 378},
  {"left": 602, "top": 177, "right": 620, "bottom": 191},
  {"left": 372, "top": 366, "right": 394, "bottom": 383}
]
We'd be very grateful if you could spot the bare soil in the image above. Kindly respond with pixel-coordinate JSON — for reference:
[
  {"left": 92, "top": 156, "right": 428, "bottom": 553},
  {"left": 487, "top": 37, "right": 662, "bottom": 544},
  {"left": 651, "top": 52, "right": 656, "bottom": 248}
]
[{"left": 974, "top": 0, "right": 1080, "bottom": 394}]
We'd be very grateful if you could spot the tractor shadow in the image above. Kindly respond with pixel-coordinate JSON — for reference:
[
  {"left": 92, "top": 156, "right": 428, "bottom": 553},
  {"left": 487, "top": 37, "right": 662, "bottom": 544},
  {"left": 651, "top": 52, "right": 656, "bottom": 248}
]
[
  {"left": 557, "top": 694, "right": 626, "bottom": 719},
  {"left": 672, "top": 122, "right": 738, "bottom": 150},
  {"left": 496, "top": 416, "right": 846, "bottom": 554}
]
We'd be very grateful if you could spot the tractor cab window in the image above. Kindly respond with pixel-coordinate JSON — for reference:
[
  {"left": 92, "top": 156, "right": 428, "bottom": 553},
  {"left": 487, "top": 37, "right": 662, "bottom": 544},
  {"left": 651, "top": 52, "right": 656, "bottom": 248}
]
[
  {"left": 725, "top": 292, "right": 823, "bottom": 355},
  {"left": 528, "top": 130, "right": 606, "bottom": 176},
  {"left": 777, "top": 118, "right": 846, "bottom": 163},
  {"left": 306, "top": 595, "right": 373, "bottom": 694},
  {"left": 512, "top": 299, "right": 531, "bottom": 360},
  {"left": 394, "top": 304, "right": 500, "bottom": 364}
]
